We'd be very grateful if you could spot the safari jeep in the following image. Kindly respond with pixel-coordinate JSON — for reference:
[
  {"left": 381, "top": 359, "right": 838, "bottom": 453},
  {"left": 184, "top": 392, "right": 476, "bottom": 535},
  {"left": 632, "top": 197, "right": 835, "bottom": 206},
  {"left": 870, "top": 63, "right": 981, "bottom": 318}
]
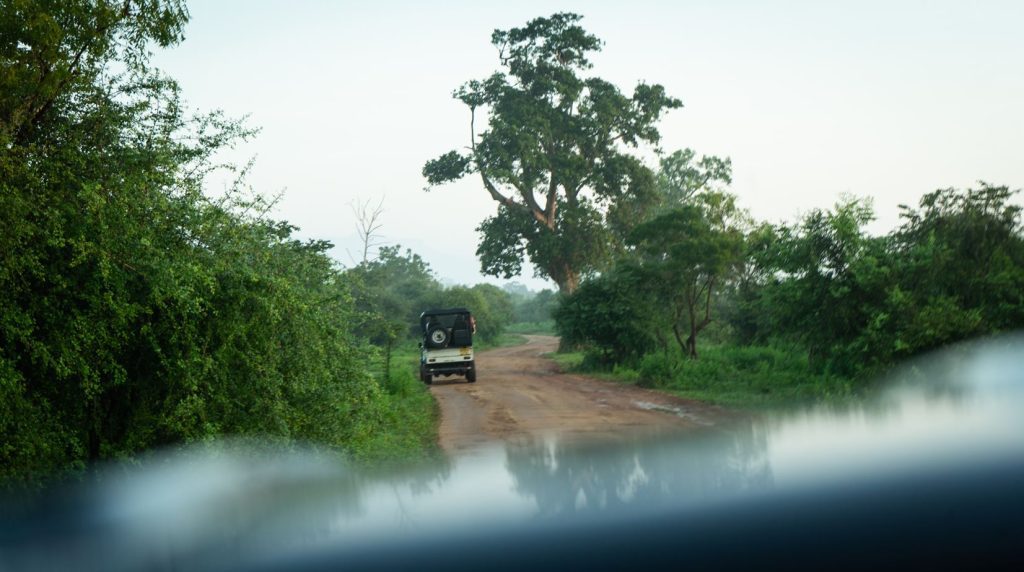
[{"left": 419, "top": 308, "right": 476, "bottom": 384}]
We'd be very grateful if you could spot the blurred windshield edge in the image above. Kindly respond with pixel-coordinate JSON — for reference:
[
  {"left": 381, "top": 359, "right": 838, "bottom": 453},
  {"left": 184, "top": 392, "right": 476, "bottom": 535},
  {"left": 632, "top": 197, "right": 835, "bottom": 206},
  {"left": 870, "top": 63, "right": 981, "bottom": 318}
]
[{"left": 1, "top": 333, "right": 1022, "bottom": 571}]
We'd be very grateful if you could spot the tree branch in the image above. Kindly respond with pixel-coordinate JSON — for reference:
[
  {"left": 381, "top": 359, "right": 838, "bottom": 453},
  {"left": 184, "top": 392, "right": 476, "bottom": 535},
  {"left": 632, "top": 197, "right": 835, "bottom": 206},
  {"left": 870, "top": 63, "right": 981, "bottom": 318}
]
[
  {"left": 697, "top": 276, "right": 715, "bottom": 332},
  {"left": 15, "top": 8, "right": 123, "bottom": 145},
  {"left": 350, "top": 196, "right": 386, "bottom": 264},
  {"left": 478, "top": 170, "right": 529, "bottom": 213},
  {"left": 510, "top": 177, "right": 549, "bottom": 227},
  {"left": 469, "top": 106, "right": 539, "bottom": 218},
  {"left": 543, "top": 176, "right": 558, "bottom": 228}
]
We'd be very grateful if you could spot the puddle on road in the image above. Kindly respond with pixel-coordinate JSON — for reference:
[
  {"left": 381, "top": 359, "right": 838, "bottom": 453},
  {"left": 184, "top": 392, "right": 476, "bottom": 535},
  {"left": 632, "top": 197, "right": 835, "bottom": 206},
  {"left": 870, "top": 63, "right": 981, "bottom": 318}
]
[{"left": 633, "top": 400, "right": 714, "bottom": 426}]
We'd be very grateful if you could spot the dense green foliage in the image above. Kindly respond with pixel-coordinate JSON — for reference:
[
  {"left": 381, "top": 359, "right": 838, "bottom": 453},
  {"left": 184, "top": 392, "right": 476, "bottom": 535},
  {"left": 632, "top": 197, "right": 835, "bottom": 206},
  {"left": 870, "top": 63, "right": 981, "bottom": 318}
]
[
  {"left": 556, "top": 144, "right": 1024, "bottom": 403},
  {"left": 5, "top": 2, "right": 1021, "bottom": 485},
  {"left": 0, "top": 1, "right": 442, "bottom": 486},
  {"left": 347, "top": 245, "right": 443, "bottom": 343},
  {"left": 552, "top": 342, "right": 852, "bottom": 408},
  {"left": 741, "top": 185, "right": 1024, "bottom": 376},
  {"left": 556, "top": 149, "right": 743, "bottom": 361},
  {"left": 627, "top": 196, "right": 744, "bottom": 358},
  {"left": 346, "top": 246, "right": 514, "bottom": 346},
  {"left": 436, "top": 283, "right": 514, "bottom": 342},
  {"left": 554, "top": 268, "right": 657, "bottom": 364},
  {"left": 423, "top": 13, "right": 681, "bottom": 293}
]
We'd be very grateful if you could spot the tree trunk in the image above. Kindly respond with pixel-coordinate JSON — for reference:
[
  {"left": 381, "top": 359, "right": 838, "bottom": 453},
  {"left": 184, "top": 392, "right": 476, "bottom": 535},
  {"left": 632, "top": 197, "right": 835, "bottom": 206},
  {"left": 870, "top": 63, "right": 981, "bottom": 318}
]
[
  {"left": 655, "top": 330, "right": 670, "bottom": 356},
  {"left": 671, "top": 323, "right": 688, "bottom": 355},
  {"left": 87, "top": 397, "right": 102, "bottom": 461},
  {"left": 685, "top": 331, "right": 698, "bottom": 359},
  {"left": 682, "top": 279, "right": 715, "bottom": 360},
  {"left": 549, "top": 262, "right": 580, "bottom": 295},
  {"left": 685, "top": 294, "right": 699, "bottom": 359},
  {"left": 560, "top": 271, "right": 579, "bottom": 295}
]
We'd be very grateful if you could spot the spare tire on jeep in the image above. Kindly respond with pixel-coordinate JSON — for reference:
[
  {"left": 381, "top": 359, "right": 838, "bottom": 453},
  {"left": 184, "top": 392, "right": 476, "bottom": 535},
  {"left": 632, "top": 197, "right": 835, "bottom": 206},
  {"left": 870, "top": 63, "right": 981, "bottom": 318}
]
[{"left": 426, "top": 325, "right": 449, "bottom": 349}]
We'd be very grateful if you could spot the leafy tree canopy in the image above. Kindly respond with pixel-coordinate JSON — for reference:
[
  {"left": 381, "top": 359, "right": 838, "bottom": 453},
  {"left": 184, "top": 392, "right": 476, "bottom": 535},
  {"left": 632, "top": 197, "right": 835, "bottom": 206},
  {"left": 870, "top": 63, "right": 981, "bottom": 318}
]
[
  {"left": 423, "top": 12, "right": 681, "bottom": 293},
  {"left": 605, "top": 147, "right": 734, "bottom": 250},
  {"left": 0, "top": 0, "right": 419, "bottom": 485},
  {"left": 554, "top": 267, "right": 657, "bottom": 365},
  {"left": 627, "top": 194, "right": 745, "bottom": 358},
  {"left": 735, "top": 185, "right": 1024, "bottom": 376}
]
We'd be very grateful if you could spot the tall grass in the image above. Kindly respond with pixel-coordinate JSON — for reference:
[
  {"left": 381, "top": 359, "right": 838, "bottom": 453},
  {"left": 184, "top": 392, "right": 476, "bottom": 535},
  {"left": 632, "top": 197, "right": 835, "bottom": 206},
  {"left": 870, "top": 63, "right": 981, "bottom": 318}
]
[
  {"left": 359, "top": 342, "right": 441, "bottom": 463},
  {"left": 555, "top": 343, "right": 856, "bottom": 409}
]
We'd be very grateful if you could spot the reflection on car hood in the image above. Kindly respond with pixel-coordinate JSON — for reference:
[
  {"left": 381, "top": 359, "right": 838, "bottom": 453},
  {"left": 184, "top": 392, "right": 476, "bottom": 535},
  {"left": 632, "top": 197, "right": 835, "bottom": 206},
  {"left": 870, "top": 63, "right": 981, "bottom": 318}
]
[{"left": 2, "top": 336, "right": 1023, "bottom": 571}]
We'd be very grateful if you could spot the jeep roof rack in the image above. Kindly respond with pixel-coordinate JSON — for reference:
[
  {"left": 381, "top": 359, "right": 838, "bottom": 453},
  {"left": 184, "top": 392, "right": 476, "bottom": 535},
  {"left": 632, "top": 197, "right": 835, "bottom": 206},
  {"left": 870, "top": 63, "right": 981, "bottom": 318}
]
[{"left": 419, "top": 307, "right": 471, "bottom": 317}]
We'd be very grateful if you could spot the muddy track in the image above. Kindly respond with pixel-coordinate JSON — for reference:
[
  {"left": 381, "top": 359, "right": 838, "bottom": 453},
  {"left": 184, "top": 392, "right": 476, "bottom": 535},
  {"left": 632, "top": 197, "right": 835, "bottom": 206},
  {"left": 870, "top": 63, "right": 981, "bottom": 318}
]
[{"left": 430, "top": 335, "right": 731, "bottom": 453}]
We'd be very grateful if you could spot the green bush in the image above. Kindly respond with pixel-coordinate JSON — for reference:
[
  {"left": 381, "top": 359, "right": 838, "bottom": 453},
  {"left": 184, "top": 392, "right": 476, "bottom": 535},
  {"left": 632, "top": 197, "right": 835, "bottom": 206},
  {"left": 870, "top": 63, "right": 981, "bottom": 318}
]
[
  {"left": 0, "top": 1, "right": 439, "bottom": 485},
  {"left": 638, "top": 353, "right": 676, "bottom": 388},
  {"left": 567, "top": 341, "right": 854, "bottom": 408},
  {"left": 554, "top": 269, "right": 656, "bottom": 365},
  {"left": 737, "top": 187, "right": 1024, "bottom": 377}
]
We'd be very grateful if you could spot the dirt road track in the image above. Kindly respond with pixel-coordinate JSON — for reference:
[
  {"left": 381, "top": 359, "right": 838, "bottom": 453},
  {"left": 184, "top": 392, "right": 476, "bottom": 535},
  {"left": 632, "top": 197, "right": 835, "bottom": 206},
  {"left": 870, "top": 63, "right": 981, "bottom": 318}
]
[{"left": 431, "top": 335, "right": 731, "bottom": 453}]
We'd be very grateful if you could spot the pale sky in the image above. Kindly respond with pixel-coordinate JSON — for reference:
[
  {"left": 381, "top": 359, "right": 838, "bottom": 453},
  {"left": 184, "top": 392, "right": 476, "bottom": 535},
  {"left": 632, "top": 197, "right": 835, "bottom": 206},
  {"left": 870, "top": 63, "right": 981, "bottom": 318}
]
[{"left": 154, "top": 1, "right": 1024, "bottom": 290}]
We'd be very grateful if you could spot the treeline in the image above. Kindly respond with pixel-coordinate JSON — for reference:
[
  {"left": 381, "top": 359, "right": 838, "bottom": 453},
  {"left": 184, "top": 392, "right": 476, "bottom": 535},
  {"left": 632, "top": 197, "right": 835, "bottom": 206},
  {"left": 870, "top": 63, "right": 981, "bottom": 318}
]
[
  {"left": 346, "top": 245, "right": 516, "bottom": 348},
  {"left": 556, "top": 149, "right": 1024, "bottom": 393},
  {"left": 416, "top": 11, "right": 1024, "bottom": 398},
  {"left": 503, "top": 283, "right": 558, "bottom": 327},
  {"left": 734, "top": 186, "right": 1024, "bottom": 375},
  {"left": 0, "top": 1, "right": 540, "bottom": 485},
  {"left": 0, "top": 1, "right": 443, "bottom": 485}
]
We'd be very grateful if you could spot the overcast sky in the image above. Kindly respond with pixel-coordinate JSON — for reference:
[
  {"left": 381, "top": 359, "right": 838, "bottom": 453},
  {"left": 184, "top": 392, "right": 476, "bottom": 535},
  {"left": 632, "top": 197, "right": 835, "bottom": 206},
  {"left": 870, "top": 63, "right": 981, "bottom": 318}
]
[{"left": 153, "top": 0, "right": 1024, "bottom": 290}]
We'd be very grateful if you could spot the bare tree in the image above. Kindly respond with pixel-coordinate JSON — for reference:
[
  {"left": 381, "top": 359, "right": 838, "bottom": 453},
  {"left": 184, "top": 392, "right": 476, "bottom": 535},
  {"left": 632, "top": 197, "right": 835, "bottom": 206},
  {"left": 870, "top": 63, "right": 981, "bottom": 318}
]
[{"left": 348, "top": 196, "right": 386, "bottom": 265}]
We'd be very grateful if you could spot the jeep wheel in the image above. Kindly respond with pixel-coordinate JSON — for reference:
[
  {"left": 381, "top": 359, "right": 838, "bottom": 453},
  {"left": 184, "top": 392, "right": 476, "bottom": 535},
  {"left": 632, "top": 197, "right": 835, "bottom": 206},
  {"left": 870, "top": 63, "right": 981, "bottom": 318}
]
[
  {"left": 426, "top": 325, "right": 449, "bottom": 349},
  {"left": 466, "top": 369, "right": 476, "bottom": 383},
  {"left": 420, "top": 366, "right": 432, "bottom": 385}
]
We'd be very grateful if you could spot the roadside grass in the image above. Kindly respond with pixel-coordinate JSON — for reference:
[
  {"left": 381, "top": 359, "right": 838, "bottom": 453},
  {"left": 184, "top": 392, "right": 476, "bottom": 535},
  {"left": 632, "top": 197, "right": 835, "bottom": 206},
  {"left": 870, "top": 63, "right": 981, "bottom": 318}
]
[
  {"left": 358, "top": 366, "right": 441, "bottom": 463},
  {"left": 358, "top": 342, "right": 439, "bottom": 463},
  {"left": 550, "top": 343, "right": 857, "bottom": 410},
  {"left": 359, "top": 331, "right": 529, "bottom": 462}
]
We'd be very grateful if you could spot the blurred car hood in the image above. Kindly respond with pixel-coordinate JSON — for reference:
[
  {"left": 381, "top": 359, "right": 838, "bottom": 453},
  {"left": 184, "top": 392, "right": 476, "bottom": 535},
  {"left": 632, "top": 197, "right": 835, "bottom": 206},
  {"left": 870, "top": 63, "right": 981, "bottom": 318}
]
[{"left": 2, "top": 336, "right": 1023, "bottom": 571}]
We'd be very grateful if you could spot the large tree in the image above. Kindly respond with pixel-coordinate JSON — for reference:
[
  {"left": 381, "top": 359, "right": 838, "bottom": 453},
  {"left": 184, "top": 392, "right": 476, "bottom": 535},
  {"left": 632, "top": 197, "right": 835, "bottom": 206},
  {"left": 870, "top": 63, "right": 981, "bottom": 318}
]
[
  {"left": 423, "top": 13, "right": 681, "bottom": 294},
  {"left": 628, "top": 194, "right": 745, "bottom": 359}
]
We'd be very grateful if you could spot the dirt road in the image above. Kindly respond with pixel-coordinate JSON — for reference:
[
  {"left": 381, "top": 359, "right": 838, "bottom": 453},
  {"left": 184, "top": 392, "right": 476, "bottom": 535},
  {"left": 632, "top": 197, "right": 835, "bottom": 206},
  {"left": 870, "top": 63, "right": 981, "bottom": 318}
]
[{"left": 431, "top": 335, "right": 730, "bottom": 453}]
